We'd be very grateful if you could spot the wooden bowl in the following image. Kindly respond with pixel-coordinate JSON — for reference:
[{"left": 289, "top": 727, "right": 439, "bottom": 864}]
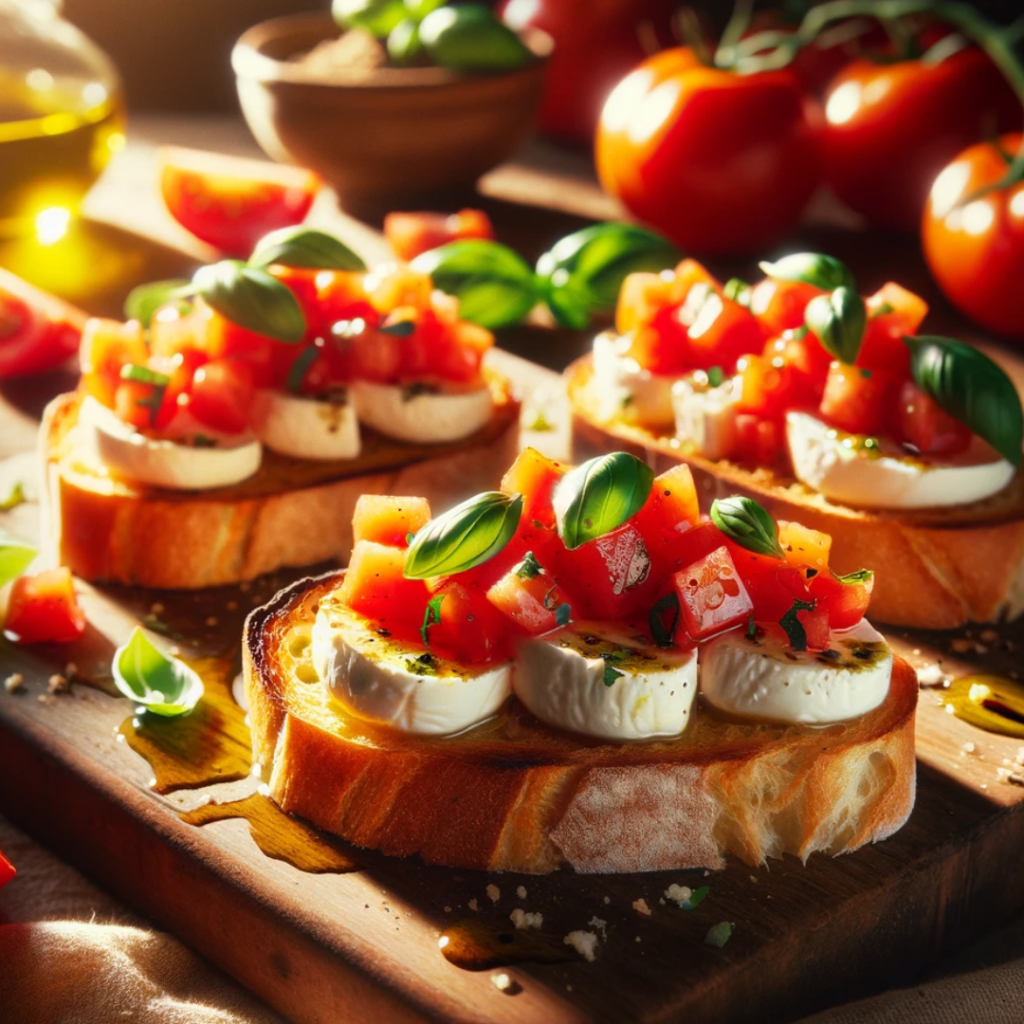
[{"left": 232, "top": 13, "right": 551, "bottom": 215}]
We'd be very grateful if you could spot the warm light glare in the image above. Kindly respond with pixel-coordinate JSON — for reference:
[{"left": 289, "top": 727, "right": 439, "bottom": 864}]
[
  {"left": 26, "top": 67, "right": 54, "bottom": 92},
  {"left": 960, "top": 200, "right": 995, "bottom": 236},
  {"left": 438, "top": 935, "right": 450, "bottom": 949},
  {"left": 929, "top": 161, "right": 971, "bottom": 219},
  {"left": 82, "top": 81, "right": 108, "bottom": 107},
  {"left": 35, "top": 206, "right": 71, "bottom": 245},
  {"left": 825, "top": 81, "right": 862, "bottom": 125},
  {"left": 628, "top": 79, "right": 679, "bottom": 146},
  {"left": 1010, "top": 190, "right": 1024, "bottom": 219},
  {"left": 601, "top": 68, "right": 654, "bottom": 134}
]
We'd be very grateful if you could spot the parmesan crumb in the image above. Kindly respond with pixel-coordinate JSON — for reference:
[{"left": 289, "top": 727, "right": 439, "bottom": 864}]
[
  {"left": 997, "top": 768, "right": 1024, "bottom": 787},
  {"left": 4, "top": 673, "right": 24, "bottom": 694},
  {"left": 564, "top": 930, "right": 598, "bottom": 962},
  {"left": 961, "top": 742, "right": 977, "bottom": 756},
  {"left": 509, "top": 909, "right": 543, "bottom": 930},
  {"left": 588, "top": 917, "right": 607, "bottom": 938},
  {"left": 205, "top": 616, "right": 219, "bottom": 627},
  {"left": 664, "top": 884, "right": 692, "bottom": 907},
  {"left": 486, "top": 883, "right": 500, "bottom": 904},
  {"left": 468, "top": 899, "right": 478, "bottom": 912},
  {"left": 490, "top": 972, "right": 521, "bottom": 995},
  {"left": 516, "top": 885, "right": 527, "bottom": 900},
  {"left": 632, "top": 898, "right": 651, "bottom": 917}
]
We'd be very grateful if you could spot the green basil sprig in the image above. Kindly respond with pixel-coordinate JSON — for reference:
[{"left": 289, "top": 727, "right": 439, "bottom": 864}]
[
  {"left": 535, "top": 223, "right": 680, "bottom": 330},
  {"left": 835, "top": 568, "right": 873, "bottom": 586},
  {"left": 404, "top": 491, "right": 523, "bottom": 578},
  {"left": 759, "top": 253, "right": 856, "bottom": 293},
  {"left": 710, "top": 496, "right": 782, "bottom": 559},
  {"left": 804, "top": 286, "right": 866, "bottom": 365},
  {"left": 554, "top": 452, "right": 654, "bottom": 550},
  {"left": 124, "top": 278, "right": 191, "bottom": 327},
  {"left": 249, "top": 227, "right": 366, "bottom": 272},
  {"left": 0, "top": 528, "right": 37, "bottom": 588},
  {"left": 192, "top": 260, "right": 306, "bottom": 343},
  {"left": 411, "top": 240, "right": 537, "bottom": 329},
  {"left": 779, "top": 598, "right": 815, "bottom": 652},
  {"left": 112, "top": 627, "right": 204, "bottom": 717},
  {"left": 905, "top": 335, "right": 1024, "bottom": 467}
]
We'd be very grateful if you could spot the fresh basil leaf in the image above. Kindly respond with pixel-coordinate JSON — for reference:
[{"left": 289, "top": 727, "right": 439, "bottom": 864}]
[
  {"left": 707, "top": 365, "right": 725, "bottom": 388},
  {"left": 286, "top": 346, "right": 318, "bottom": 393},
  {"left": 514, "top": 551, "right": 543, "bottom": 579},
  {"left": 536, "top": 223, "right": 681, "bottom": 330},
  {"left": 0, "top": 480, "right": 26, "bottom": 511},
  {"left": 804, "top": 286, "right": 866, "bottom": 365},
  {"left": 192, "top": 260, "right": 306, "bottom": 343},
  {"left": 120, "top": 364, "right": 170, "bottom": 386},
  {"left": 333, "top": 0, "right": 407, "bottom": 35},
  {"left": 905, "top": 335, "right": 1024, "bottom": 467},
  {"left": 779, "top": 598, "right": 816, "bottom": 652},
  {"left": 710, "top": 496, "right": 782, "bottom": 559},
  {"left": 411, "top": 240, "right": 538, "bottom": 329},
  {"left": 649, "top": 592, "right": 680, "bottom": 648},
  {"left": 112, "top": 627, "right": 204, "bottom": 717},
  {"left": 404, "top": 491, "right": 523, "bottom": 579},
  {"left": 835, "top": 568, "right": 873, "bottom": 586},
  {"left": 602, "top": 663, "right": 624, "bottom": 687},
  {"left": 249, "top": 227, "right": 366, "bottom": 272},
  {"left": 704, "top": 922, "right": 735, "bottom": 948},
  {"left": 0, "top": 529, "right": 37, "bottom": 587},
  {"left": 554, "top": 452, "right": 654, "bottom": 551},
  {"left": 554, "top": 603, "right": 572, "bottom": 627},
  {"left": 124, "top": 278, "right": 192, "bottom": 327},
  {"left": 759, "top": 253, "right": 856, "bottom": 293},
  {"left": 686, "top": 885, "right": 710, "bottom": 909},
  {"left": 420, "top": 594, "right": 444, "bottom": 646}
]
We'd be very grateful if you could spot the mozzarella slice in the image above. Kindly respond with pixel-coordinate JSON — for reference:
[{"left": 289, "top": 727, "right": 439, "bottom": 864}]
[
  {"left": 251, "top": 388, "right": 360, "bottom": 461},
  {"left": 513, "top": 623, "right": 698, "bottom": 741},
  {"left": 311, "top": 603, "right": 511, "bottom": 736},
  {"left": 351, "top": 381, "right": 493, "bottom": 443},
  {"left": 672, "top": 373, "right": 741, "bottom": 460},
  {"left": 787, "top": 411, "right": 1015, "bottom": 509},
  {"left": 78, "top": 395, "right": 261, "bottom": 491},
  {"left": 700, "top": 619, "right": 892, "bottom": 724},
  {"left": 591, "top": 330, "right": 677, "bottom": 427}
]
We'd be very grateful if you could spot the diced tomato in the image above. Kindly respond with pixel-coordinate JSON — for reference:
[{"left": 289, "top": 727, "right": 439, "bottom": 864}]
[
  {"left": 0, "top": 848, "right": 14, "bottom": 889},
  {"left": 80, "top": 318, "right": 147, "bottom": 408},
  {"left": 5, "top": 568, "right": 86, "bottom": 644},
  {"left": 737, "top": 353, "right": 791, "bottom": 416},
  {"left": 352, "top": 495, "right": 432, "bottom": 548},
  {"left": 778, "top": 520, "right": 831, "bottom": 576},
  {"left": 672, "top": 545, "right": 753, "bottom": 641},
  {"left": 184, "top": 358, "right": 255, "bottom": 434},
  {"left": 735, "top": 414, "right": 785, "bottom": 466},
  {"left": 500, "top": 448, "right": 568, "bottom": 528},
  {"left": 616, "top": 271, "right": 676, "bottom": 335},
  {"left": 798, "top": 600, "right": 831, "bottom": 651},
  {"left": 632, "top": 464, "right": 702, "bottom": 582},
  {"left": 819, "top": 362, "right": 900, "bottom": 437},
  {"left": 431, "top": 318, "right": 493, "bottom": 383},
  {"left": 426, "top": 580, "right": 516, "bottom": 664},
  {"left": 660, "top": 520, "right": 731, "bottom": 575},
  {"left": 686, "top": 292, "right": 764, "bottom": 371},
  {"left": 0, "top": 267, "right": 86, "bottom": 379},
  {"left": 316, "top": 271, "right": 376, "bottom": 333},
  {"left": 151, "top": 349, "right": 208, "bottom": 427},
  {"left": 897, "top": 381, "right": 972, "bottom": 456},
  {"left": 808, "top": 570, "right": 873, "bottom": 631},
  {"left": 768, "top": 329, "right": 831, "bottom": 403},
  {"left": 158, "top": 146, "right": 319, "bottom": 257},
  {"left": 487, "top": 557, "right": 571, "bottom": 636},
  {"left": 114, "top": 377, "right": 163, "bottom": 431},
  {"left": 857, "top": 283, "right": 927, "bottom": 375},
  {"left": 367, "top": 266, "right": 433, "bottom": 315},
  {"left": 728, "top": 543, "right": 811, "bottom": 622},
  {"left": 384, "top": 209, "right": 495, "bottom": 262},
  {"left": 749, "top": 278, "right": 821, "bottom": 337},
  {"left": 339, "top": 541, "right": 429, "bottom": 639},
  {"left": 348, "top": 322, "right": 405, "bottom": 383},
  {"left": 268, "top": 265, "right": 321, "bottom": 320}
]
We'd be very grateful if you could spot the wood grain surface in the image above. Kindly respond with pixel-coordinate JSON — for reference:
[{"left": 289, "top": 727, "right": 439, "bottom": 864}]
[{"left": 3, "top": 118, "right": 1024, "bottom": 1024}]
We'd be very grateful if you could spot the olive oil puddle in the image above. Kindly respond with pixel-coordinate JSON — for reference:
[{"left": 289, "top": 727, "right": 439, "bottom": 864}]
[
  {"left": 439, "top": 919, "right": 574, "bottom": 970},
  {"left": 942, "top": 675, "right": 1024, "bottom": 739}
]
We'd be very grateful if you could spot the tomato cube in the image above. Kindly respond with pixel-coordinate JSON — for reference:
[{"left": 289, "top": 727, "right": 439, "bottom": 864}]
[
  {"left": 737, "top": 353, "right": 791, "bottom": 416},
  {"left": 809, "top": 571, "right": 873, "bottom": 631},
  {"left": 185, "top": 358, "right": 255, "bottom": 434},
  {"left": 673, "top": 546, "right": 753, "bottom": 641},
  {"left": 749, "top": 278, "right": 822, "bottom": 337},
  {"left": 778, "top": 520, "right": 831, "bottom": 575},
  {"left": 5, "top": 568, "right": 86, "bottom": 644},
  {"left": 424, "top": 580, "right": 515, "bottom": 664},
  {"left": 735, "top": 414, "right": 784, "bottom": 466},
  {"left": 729, "top": 543, "right": 812, "bottom": 623},
  {"left": 686, "top": 293, "right": 764, "bottom": 371},
  {"left": 819, "top": 362, "right": 899, "bottom": 437},
  {"left": 384, "top": 208, "right": 494, "bottom": 262},
  {"left": 367, "top": 267, "right": 433, "bottom": 314},
  {"left": 858, "top": 283, "right": 927, "bottom": 375},
  {"left": 80, "top": 318, "right": 147, "bottom": 408},
  {"left": 794, "top": 599, "right": 831, "bottom": 652},
  {"left": 487, "top": 555, "right": 571, "bottom": 636},
  {"left": 616, "top": 271, "right": 676, "bottom": 335},
  {"left": 500, "top": 447, "right": 568, "bottom": 528},
  {"left": 897, "top": 381, "right": 972, "bottom": 456},
  {"left": 338, "top": 541, "right": 429, "bottom": 639},
  {"left": 352, "top": 495, "right": 432, "bottom": 548}
]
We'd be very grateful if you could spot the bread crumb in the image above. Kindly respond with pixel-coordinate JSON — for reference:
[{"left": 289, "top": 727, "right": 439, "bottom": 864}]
[
  {"left": 443, "top": 906, "right": 451, "bottom": 913},
  {"left": 564, "top": 930, "right": 598, "bottom": 962},
  {"left": 516, "top": 885, "right": 527, "bottom": 900},
  {"left": 486, "top": 884, "right": 500, "bottom": 904},
  {"left": 961, "top": 742, "right": 977, "bottom": 755},
  {"left": 916, "top": 664, "right": 947, "bottom": 687},
  {"left": 490, "top": 972, "right": 521, "bottom": 995},
  {"left": 510, "top": 909, "right": 543, "bottom": 930},
  {"left": 47, "top": 673, "right": 69, "bottom": 695},
  {"left": 664, "top": 884, "right": 692, "bottom": 907},
  {"left": 4, "top": 673, "right": 24, "bottom": 694},
  {"left": 588, "top": 917, "right": 607, "bottom": 938},
  {"left": 632, "top": 898, "right": 651, "bottom": 917},
  {"left": 63, "top": 662, "right": 78, "bottom": 679},
  {"left": 205, "top": 616, "right": 219, "bottom": 627},
  {"left": 603, "top": 895, "right": 610, "bottom": 905},
  {"left": 37, "top": 694, "right": 52, "bottom": 705},
  {"left": 468, "top": 899, "right": 478, "bottom": 912},
  {"left": 997, "top": 768, "right": 1024, "bottom": 787}
]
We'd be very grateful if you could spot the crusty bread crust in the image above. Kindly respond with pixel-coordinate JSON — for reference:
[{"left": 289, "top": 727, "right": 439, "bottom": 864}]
[
  {"left": 567, "top": 355, "right": 1024, "bottom": 629},
  {"left": 41, "top": 379, "right": 519, "bottom": 589},
  {"left": 243, "top": 572, "right": 917, "bottom": 875}
]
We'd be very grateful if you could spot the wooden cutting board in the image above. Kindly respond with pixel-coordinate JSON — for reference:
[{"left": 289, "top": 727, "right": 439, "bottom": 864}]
[{"left": 4, "top": 124, "right": 1024, "bottom": 1024}]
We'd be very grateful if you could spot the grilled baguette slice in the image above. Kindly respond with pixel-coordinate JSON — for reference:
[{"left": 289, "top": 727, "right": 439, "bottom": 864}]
[
  {"left": 568, "top": 355, "right": 1024, "bottom": 629},
  {"left": 244, "top": 571, "right": 917, "bottom": 875},
  {"left": 41, "top": 375, "right": 518, "bottom": 589}
]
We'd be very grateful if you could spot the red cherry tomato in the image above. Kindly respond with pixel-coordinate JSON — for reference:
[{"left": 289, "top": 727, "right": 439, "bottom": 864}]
[
  {"left": 498, "top": 0, "right": 677, "bottom": 144},
  {"left": 0, "top": 268, "right": 86, "bottom": 378},
  {"left": 158, "top": 146, "right": 320, "bottom": 257},
  {"left": 596, "top": 48, "right": 822, "bottom": 255},
  {"left": 185, "top": 358, "right": 255, "bottom": 434},
  {"left": 922, "top": 133, "right": 1024, "bottom": 339},
  {"left": 822, "top": 47, "right": 1019, "bottom": 231},
  {"left": 384, "top": 209, "right": 494, "bottom": 261},
  {"left": 5, "top": 568, "right": 86, "bottom": 644}
]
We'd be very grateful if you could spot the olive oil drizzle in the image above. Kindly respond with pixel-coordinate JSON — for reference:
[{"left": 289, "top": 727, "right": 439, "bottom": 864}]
[
  {"left": 438, "top": 919, "right": 574, "bottom": 971},
  {"left": 942, "top": 675, "right": 1024, "bottom": 739}
]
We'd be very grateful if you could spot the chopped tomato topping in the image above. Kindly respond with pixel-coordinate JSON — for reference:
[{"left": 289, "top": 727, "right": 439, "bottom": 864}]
[
  {"left": 185, "top": 358, "right": 255, "bottom": 434},
  {"left": 749, "top": 278, "right": 821, "bottom": 337},
  {"left": 426, "top": 580, "right": 516, "bottom": 664},
  {"left": 81, "top": 318, "right": 147, "bottom": 408},
  {"left": 897, "top": 381, "right": 972, "bottom": 456},
  {"left": 672, "top": 545, "right": 753, "bottom": 641},
  {"left": 487, "top": 557, "right": 571, "bottom": 636},
  {"left": 501, "top": 448, "right": 568, "bottom": 528},
  {"left": 339, "top": 541, "right": 429, "bottom": 640},
  {"left": 5, "top": 568, "right": 86, "bottom": 644},
  {"left": 352, "top": 495, "right": 432, "bottom": 548},
  {"left": 819, "top": 362, "right": 900, "bottom": 437},
  {"left": 384, "top": 209, "right": 494, "bottom": 262},
  {"left": 808, "top": 571, "right": 873, "bottom": 631},
  {"left": 778, "top": 521, "right": 832, "bottom": 577},
  {"left": 0, "top": 848, "right": 14, "bottom": 889}
]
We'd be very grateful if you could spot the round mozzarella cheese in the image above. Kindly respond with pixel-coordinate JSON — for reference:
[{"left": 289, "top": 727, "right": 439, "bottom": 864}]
[
  {"left": 311, "top": 603, "right": 512, "bottom": 736},
  {"left": 78, "top": 395, "right": 261, "bottom": 490},
  {"left": 513, "top": 623, "right": 698, "bottom": 741},
  {"left": 786, "top": 411, "right": 1015, "bottom": 509},
  {"left": 672, "top": 373, "right": 742, "bottom": 460},
  {"left": 591, "top": 330, "right": 677, "bottom": 427},
  {"left": 251, "top": 389, "right": 360, "bottom": 461},
  {"left": 699, "top": 619, "right": 892, "bottom": 724},
  {"left": 351, "top": 381, "right": 493, "bottom": 443}
]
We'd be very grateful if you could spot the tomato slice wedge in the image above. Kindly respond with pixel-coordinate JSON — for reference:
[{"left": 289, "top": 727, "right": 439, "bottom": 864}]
[
  {"left": 158, "top": 146, "right": 320, "bottom": 256},
  {"left": 0, "top": 267, "right": 86, "bottom": 378}
]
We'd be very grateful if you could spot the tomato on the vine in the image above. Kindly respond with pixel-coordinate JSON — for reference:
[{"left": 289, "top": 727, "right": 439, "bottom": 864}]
[
  {"left": 823, "top": 46, "right": 1019, "bottom": 231},
  {"left": 596, "top": 48, "right": 823, "bottom": 255},
  {"left": 922, "top": 133, "right": 1024, "bottom": 339}
]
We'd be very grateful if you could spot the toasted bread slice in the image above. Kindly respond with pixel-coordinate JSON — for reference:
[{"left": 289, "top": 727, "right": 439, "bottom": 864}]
[
  {"left": 244, "top": 572, "right": 917, "bottom": 875},
  {"left": 568, "top": 355, "right": 1024, "bottom": 629},
  {"left": 41, "top": 376, "right": 518, "bottom": 589}
]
